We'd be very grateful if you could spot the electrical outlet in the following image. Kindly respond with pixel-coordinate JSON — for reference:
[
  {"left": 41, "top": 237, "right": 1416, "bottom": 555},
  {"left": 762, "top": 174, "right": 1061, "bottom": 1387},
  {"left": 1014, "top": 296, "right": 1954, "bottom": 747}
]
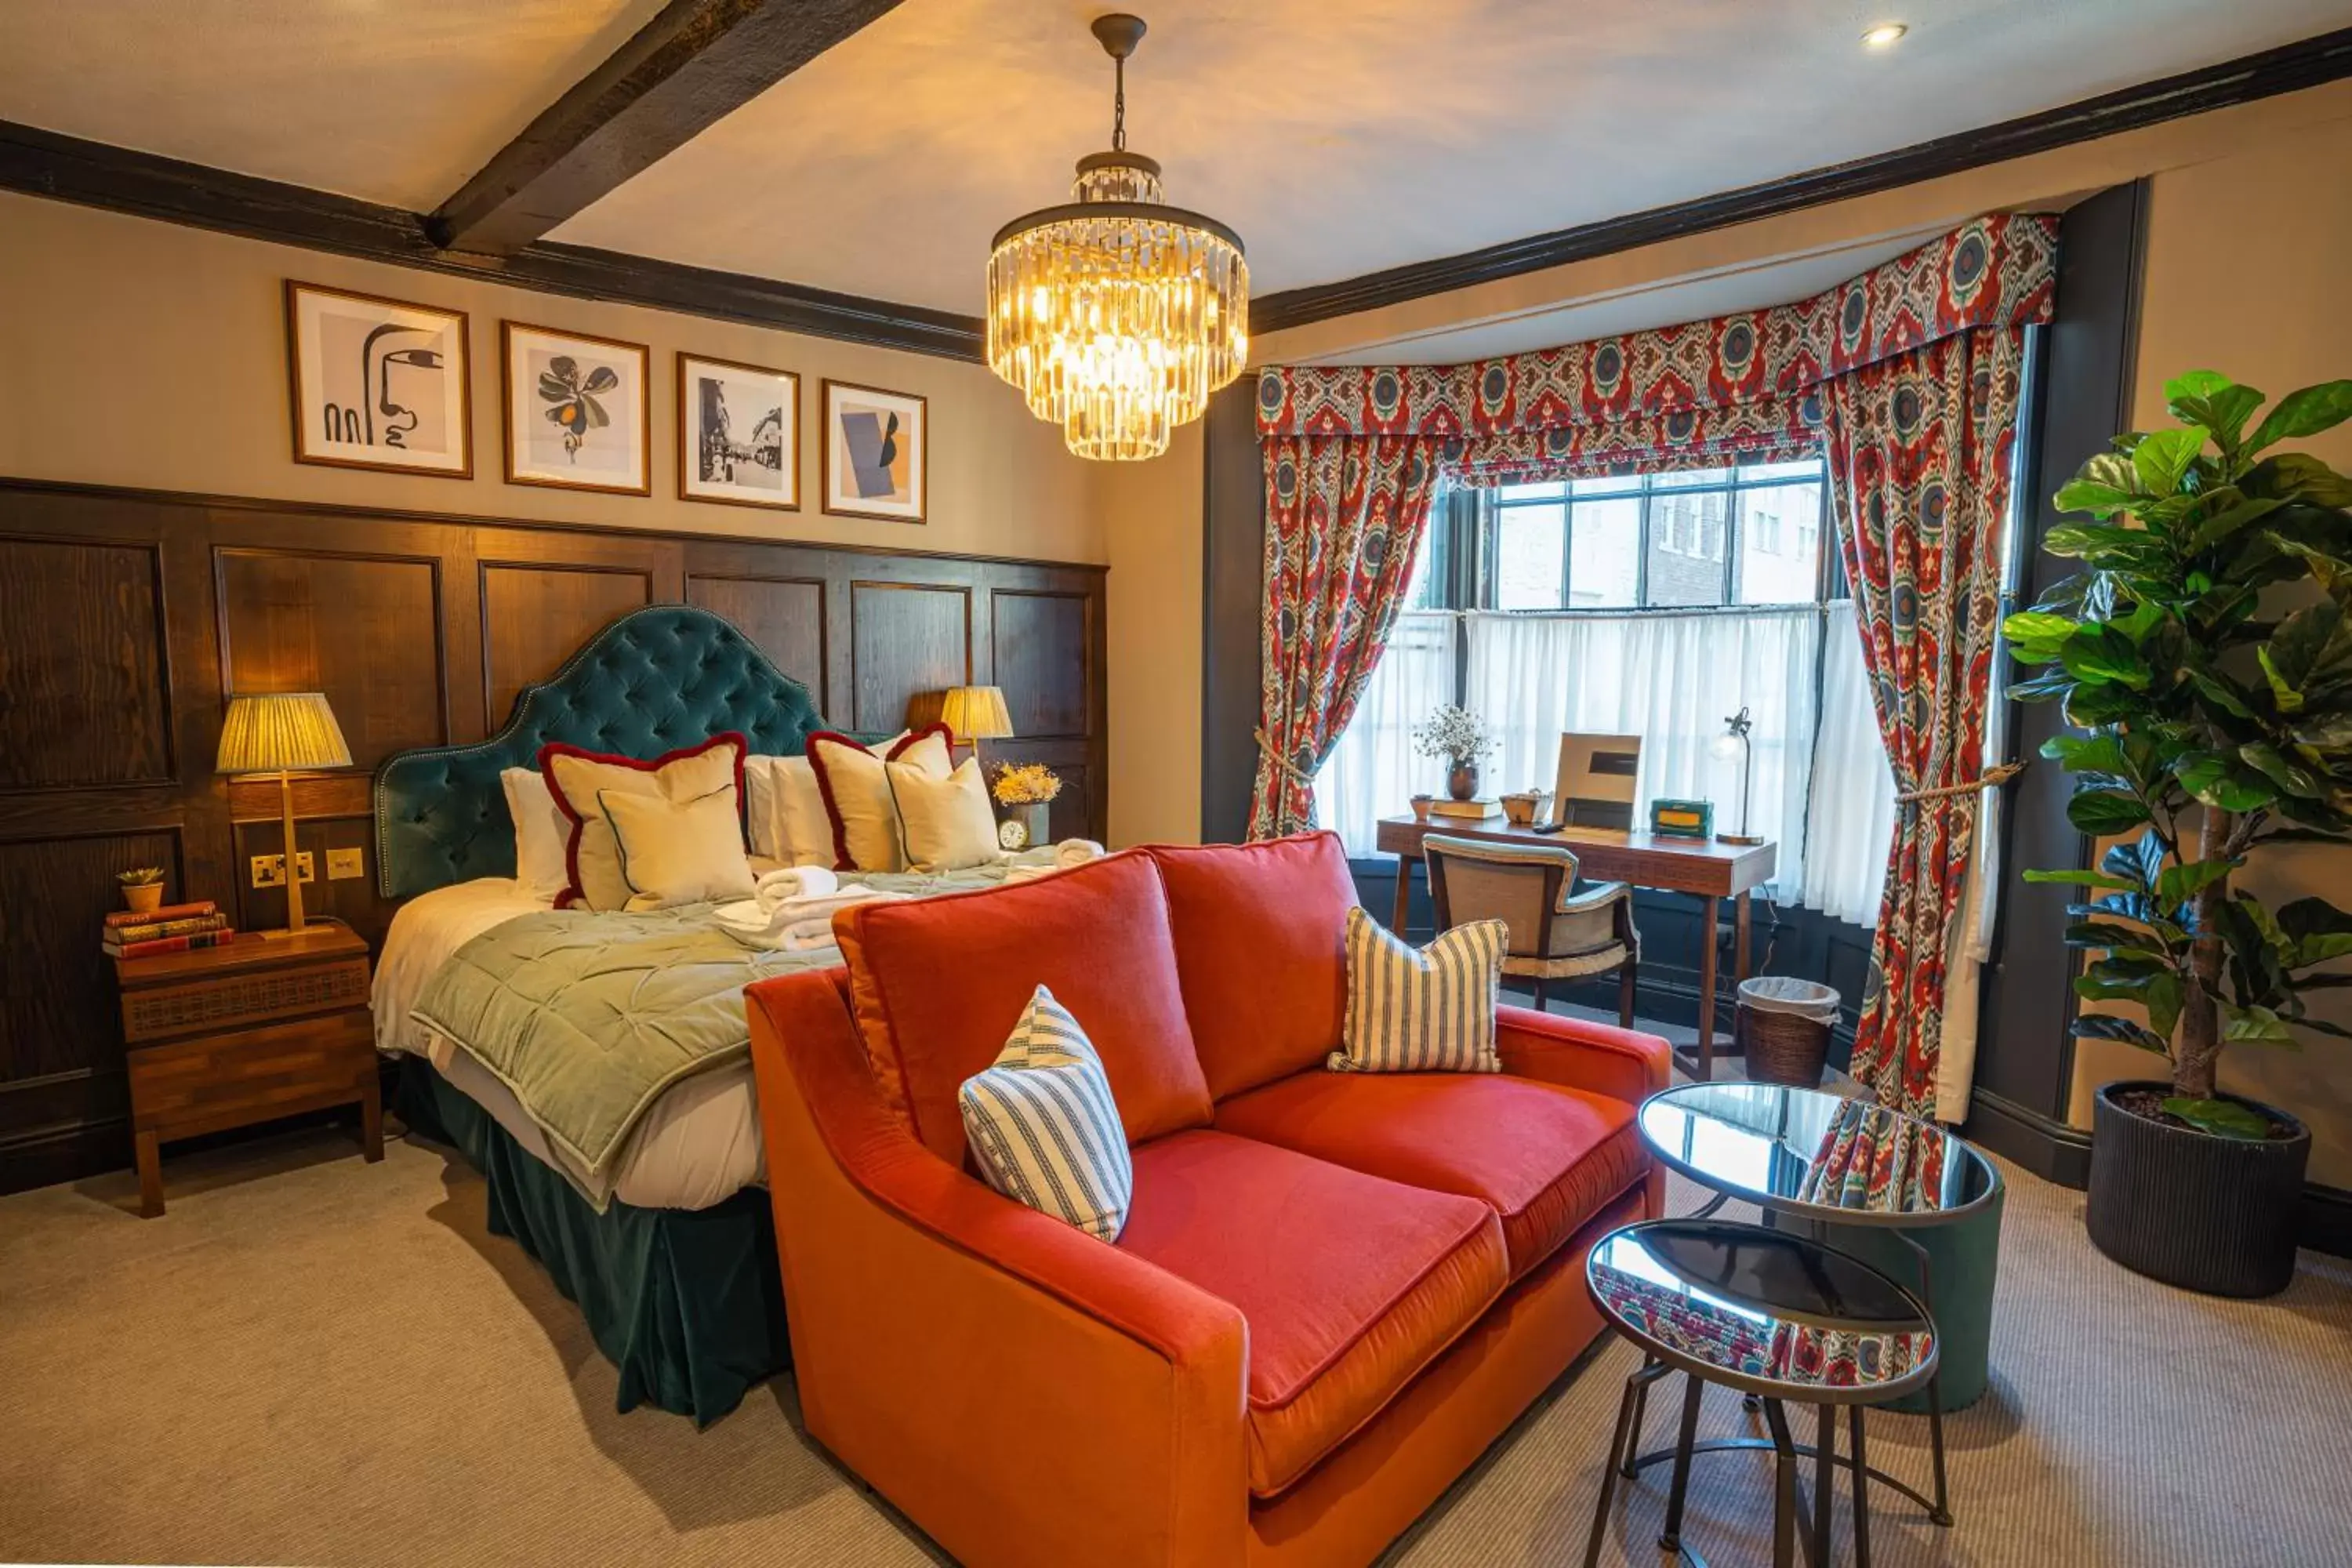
[
  {"left": 326, "top": 848, "right": 365, "bottom": 881},
  {"left": 249, "top": 852, "right": 318, "bottom": 888}
]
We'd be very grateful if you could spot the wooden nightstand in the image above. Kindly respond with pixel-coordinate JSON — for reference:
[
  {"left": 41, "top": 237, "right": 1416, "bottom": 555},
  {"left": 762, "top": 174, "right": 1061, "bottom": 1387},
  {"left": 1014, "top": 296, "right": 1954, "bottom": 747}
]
[{"left": 114, "top": 922, "right": 379, "bottom": 1217}]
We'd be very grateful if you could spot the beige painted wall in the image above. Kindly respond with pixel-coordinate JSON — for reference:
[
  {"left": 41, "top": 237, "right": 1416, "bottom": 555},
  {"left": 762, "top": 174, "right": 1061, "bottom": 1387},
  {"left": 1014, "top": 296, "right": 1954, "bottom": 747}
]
[
  {"left": 0, "top": 193, "right": 1102, "bottom": 565},
  {"left": 1101, "top": 422, "right": 1205, "bottom": 848},
  {"left": 2064, "top": 109, "right": 2352, "bottom": 1184}
]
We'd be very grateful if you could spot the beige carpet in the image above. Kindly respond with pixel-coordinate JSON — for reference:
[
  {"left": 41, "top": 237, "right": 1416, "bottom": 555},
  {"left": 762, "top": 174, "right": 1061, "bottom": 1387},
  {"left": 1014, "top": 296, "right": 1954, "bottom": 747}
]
[{"left": 3, "top": 1114, "right": 2350, "bottom": 1567}]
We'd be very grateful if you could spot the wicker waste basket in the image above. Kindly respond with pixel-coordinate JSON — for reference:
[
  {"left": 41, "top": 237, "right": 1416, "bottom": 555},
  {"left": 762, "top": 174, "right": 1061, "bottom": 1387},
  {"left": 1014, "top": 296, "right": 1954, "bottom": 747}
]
[{"left": 1735, "top": 977, "right": 1840, "bottom": 1084}]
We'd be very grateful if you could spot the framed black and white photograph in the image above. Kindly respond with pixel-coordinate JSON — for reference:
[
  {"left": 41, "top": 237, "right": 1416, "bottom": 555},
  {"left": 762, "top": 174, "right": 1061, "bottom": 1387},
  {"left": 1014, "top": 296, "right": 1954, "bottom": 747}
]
[
  {"left": 501, "top": 321, "right": 650, "bottom": 495},
  {"left": 285, "top": 281, "right": 470, "bottom": 478},
  {"left": 677, "top": 354, "right": 799, "bottom": 511},
  {"left": 820, "top": 379, "right": 927, "bottom": 524}
]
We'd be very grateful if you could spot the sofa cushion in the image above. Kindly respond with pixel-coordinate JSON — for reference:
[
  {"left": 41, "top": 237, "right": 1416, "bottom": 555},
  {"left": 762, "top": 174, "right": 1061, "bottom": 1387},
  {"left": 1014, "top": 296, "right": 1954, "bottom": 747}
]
[
  {"left": 1116, "top": 1129, "right": 1506, "bottom": 1497},
  {"left": 1213, "top": 1070, "right": 1647, "bottom": 1281},
  {"left": 1145, "top": 833, "right": 1359, "bottom": 1101},
  {"left": 834, "top": 851, "right": 1214, "bottom": 1165}
]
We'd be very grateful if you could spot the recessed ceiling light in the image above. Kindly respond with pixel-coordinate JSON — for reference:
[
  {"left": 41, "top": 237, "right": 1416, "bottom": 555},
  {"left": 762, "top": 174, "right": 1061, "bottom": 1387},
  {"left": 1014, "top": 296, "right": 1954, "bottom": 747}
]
[{"left": 1861, "top": 22, "right": 1908, "bottom": 48}]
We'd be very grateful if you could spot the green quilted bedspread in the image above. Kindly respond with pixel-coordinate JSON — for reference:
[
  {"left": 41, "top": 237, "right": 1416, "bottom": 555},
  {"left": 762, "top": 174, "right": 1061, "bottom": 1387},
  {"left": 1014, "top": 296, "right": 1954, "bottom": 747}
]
[{"left": 409, "top": 862, "right": 1033, "bottom": 1189}]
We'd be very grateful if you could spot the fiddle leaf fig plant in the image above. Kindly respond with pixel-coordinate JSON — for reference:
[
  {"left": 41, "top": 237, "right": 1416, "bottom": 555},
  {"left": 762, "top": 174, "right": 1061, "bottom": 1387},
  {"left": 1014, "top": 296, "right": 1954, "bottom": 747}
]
[{"left": 2005, "top": 370, "right": 2352, "bottom": 1138}]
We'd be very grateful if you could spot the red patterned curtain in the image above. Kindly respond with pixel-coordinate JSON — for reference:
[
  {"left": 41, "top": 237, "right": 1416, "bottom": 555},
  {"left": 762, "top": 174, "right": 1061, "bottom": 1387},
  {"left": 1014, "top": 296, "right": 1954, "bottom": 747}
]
[
  {"left": 1248, "top": 433, "right": 1444, "bottom": 837},
  {"left": 1825, "top": 326, "right": 2031, "bottom": 1116},
  {"left": 1253, "top": 214, "right": 2057, "bottom": 1111}
]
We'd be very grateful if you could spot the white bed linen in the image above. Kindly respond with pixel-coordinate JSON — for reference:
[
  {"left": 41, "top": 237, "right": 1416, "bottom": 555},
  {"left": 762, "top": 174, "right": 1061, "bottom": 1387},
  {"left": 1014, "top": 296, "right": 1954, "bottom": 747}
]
[{"left": 373, "top": 876, "right": 769, "bottom": 1212}]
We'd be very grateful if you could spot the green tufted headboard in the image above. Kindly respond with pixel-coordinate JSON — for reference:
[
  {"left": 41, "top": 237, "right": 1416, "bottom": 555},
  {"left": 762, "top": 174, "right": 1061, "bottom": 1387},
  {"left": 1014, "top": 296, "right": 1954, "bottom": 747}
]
[{"left": 373, "top": 604, "right": 829, "bottom": 898}]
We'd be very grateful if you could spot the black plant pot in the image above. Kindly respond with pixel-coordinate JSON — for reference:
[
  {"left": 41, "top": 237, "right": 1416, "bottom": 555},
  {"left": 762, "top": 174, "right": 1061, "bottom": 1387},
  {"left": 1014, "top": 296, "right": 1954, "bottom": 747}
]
[{"left": 2085, "top": 1080, "right": 2310, "bottom": 1298}]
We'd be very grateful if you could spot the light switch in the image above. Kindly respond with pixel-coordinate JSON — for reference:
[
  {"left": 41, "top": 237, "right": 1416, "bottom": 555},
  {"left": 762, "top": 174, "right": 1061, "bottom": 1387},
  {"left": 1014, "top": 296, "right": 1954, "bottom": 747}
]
[{"left": 326, "top": 848, "right": 365, "bottom": 881}]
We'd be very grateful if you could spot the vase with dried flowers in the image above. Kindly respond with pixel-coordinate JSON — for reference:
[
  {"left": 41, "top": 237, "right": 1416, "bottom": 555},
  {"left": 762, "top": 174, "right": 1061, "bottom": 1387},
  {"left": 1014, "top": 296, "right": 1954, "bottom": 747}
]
[
  {"left": 1412, "top": 705, "right": 1497, "bottom": 800},
  {"left": 990, "top": 762, "right": 1063, "bottom": 849}
]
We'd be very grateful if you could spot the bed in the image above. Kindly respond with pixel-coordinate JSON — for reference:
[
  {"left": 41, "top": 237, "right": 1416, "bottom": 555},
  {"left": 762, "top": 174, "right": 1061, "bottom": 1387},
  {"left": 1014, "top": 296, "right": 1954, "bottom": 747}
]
[{"left": 368, "top": 604, "right": 953, "bottom": 1423}]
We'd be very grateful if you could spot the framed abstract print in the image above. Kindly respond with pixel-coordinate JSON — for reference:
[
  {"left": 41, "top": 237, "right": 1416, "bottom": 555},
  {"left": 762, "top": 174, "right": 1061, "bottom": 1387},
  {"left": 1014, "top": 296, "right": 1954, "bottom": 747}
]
[
  {"left": 501, "top": 321, "right": 651, "bottom": 495},
  {"left": 285, "top": 281, "right": 470, "bottom": 478},
  {"left": 677, "top": 354, "right": 799, "bottom": 510},
  {"left": 821, "top": 379, "right": 927, "bottom": 523}
]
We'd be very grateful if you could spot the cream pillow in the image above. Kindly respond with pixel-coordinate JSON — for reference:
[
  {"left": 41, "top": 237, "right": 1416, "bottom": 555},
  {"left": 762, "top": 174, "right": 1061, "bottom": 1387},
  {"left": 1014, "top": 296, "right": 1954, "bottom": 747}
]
[
  {"left": 540, "top": 734, "right": 746, "bottom": 911},
  {"left": 746, "top": 753, "right": 844, "bottom": 868},
  {"left": 501, "top": 766, "right": 572, "bottom": 900},
  {"left": 807, "top": 726, "right": 951, "bottom": 871},
  {"left": 600, "top": 785, "right": 757, "bottom": 911},
  {"left": 889, "top": 756, "right": 1001, "bottom": 873}
]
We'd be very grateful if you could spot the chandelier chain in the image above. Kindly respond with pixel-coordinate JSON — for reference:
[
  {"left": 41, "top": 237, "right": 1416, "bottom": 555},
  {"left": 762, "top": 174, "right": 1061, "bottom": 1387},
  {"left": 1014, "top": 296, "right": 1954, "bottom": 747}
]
[{"left": 1112, "top": 55, "right": 1126, "bottom": 151}]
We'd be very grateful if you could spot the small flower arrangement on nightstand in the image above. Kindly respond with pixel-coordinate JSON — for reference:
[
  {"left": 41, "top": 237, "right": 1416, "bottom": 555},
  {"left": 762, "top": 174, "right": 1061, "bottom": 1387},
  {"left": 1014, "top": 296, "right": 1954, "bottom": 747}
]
[{"left": 989, "top": 763, "right": 1062, "bottom": 851}]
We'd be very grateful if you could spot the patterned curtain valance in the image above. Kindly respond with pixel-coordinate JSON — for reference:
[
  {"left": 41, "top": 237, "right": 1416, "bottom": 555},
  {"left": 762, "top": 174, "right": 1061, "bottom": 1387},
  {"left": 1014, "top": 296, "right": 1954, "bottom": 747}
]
[{"left": 1254, "top": 213, "right": 2058, "bottom": 440}]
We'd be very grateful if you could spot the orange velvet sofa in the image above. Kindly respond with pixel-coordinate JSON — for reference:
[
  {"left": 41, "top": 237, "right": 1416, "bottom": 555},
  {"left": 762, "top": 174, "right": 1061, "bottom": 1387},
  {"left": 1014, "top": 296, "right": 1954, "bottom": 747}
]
[{"left": 744, "top": 833, "right": 1671, "bottom": 1568}]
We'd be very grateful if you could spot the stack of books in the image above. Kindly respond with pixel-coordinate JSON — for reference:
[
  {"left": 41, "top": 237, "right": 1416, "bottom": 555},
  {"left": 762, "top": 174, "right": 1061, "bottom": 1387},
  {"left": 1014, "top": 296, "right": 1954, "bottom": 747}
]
[
  {"left": 103, "top": 901, "right": 234, "bottom": 959},
  {"left": 1427, "top": 797, "right": 1501, "bottom": 822}
]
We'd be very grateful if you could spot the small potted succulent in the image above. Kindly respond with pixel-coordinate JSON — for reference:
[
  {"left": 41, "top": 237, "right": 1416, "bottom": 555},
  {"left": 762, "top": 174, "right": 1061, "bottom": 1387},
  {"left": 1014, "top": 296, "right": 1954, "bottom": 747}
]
[
  {"left": 1412, "top": 705, "right": 1497, "bottom": 800},
  {"left": 117, "top": 866, "right": 167, "bottom": 915},
  {"left": 2005, "top": 368, "right": 2351, "bottom": 1298},
  {"left": 989, "top": 762, "right": 1062, "bottom": 851}
]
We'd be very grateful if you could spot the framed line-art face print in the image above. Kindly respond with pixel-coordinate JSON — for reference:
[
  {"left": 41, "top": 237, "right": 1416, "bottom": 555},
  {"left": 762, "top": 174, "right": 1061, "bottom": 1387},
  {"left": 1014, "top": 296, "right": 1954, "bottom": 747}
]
[
  {"left": 821, "top": 379, "right": 927, "bottom": 523},
  {"left": 502, "top": 321, "right": 651, "bottom": 495},
  {"left": 285, "top": 281, "right": 470, "bottom": 477},
  {"left": 677, "top": 354, "right": 800, "bottom": 510}
]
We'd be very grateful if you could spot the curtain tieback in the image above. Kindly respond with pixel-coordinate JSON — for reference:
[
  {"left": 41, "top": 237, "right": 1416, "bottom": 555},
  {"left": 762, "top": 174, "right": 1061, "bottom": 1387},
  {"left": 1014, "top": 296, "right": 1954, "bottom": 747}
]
[
  {"left": 1894, "top": 760, "right": 2026, "bottom": 806},
  {"left": 1252, "top": 729, "right": 1317, "bottom": 787}
]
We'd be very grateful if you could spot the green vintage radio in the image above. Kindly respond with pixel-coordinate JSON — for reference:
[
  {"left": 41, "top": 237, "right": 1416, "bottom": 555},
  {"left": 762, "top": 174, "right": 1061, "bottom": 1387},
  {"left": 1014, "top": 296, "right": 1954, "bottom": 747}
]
[{"left": 1649, "top": 798, "right": 1715, "bottom": 839}]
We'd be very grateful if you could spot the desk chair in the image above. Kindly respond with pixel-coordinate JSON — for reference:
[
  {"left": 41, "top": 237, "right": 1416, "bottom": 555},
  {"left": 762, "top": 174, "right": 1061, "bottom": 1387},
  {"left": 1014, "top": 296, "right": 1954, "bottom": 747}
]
[{"left": 1424, "top": 833, "right": 1640, "bottom": 1026}]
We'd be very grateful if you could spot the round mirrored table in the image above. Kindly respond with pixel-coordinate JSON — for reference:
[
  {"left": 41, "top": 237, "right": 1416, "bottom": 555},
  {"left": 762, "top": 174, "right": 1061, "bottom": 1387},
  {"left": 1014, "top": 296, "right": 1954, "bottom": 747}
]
[
  {"left": 1583, "top": 1219, "right": 1938, "bottom": 1568},
  {"left": 1635, "top": 1082, "right": 2005, "bottom": 1526}
]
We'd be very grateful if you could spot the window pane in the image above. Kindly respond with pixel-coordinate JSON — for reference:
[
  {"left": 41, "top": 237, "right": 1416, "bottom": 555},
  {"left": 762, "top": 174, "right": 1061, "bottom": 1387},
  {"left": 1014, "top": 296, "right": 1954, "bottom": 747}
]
[
  {"left": 1737, "top": 460, "right": 1822, "bottom": 482},
  {"left": 1567, "top": 496, "right": 1641, "bottom": 608},
  {"left": 1652, "top": 466, "right": 1732, "bottom": 489},
  {"left": 1571, "top": 474, "right": 1641, "bottom": 495},
  {"left": 1494, "top": 503, "right": 1565, "bottom": 609},
  {"left": 1645, "top": 488, "right": 1729, "bottom": 605},
  {"left": 1496, "top": 481, "right": 1566, "bottom": 502},
  {"left": 1736, "top": 481, "right": 1823, "bottom": 604}
]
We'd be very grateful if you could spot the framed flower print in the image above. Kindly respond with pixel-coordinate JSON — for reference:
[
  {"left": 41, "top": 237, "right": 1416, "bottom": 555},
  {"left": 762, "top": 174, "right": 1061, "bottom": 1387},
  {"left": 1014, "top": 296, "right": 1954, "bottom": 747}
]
[{"left": 501, "top": 321, "right": 651, "bottom": 495}]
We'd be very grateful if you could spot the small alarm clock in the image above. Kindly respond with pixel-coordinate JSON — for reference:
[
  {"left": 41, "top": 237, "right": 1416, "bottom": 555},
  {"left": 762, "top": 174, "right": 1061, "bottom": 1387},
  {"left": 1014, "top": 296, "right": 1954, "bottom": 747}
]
[{"left": 997, "top": 816, "right": 1031, "bottom": 851}]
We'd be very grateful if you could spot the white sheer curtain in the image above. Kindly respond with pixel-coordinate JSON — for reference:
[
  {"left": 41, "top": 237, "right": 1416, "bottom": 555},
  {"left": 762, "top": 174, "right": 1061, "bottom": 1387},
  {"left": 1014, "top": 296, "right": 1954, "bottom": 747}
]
[
  {"left": 1464, "top": 608, "right": 1820, "bottom": 902},
  {"left": 1314, "top": 612, "right": 1459, "bottom": 855},
  {"left": 1802, "top": 599, "right": 1900, "bottom": 925}
]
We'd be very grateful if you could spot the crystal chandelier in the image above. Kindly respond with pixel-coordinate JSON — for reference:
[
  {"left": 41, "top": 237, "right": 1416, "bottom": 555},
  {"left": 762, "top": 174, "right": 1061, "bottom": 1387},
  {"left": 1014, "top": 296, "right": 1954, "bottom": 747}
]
[{"left": 987, "top": 13, "right": 1248, "bottom": 462}]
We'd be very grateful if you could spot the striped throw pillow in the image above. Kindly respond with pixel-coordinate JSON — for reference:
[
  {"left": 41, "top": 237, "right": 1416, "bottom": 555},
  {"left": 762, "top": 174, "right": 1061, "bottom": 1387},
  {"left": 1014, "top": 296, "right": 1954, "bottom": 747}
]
[
  {"left": 959, "top": 985, "right": 1134, "bottom": 1242},
  {"left": 1333, "top": 906, "right": 1508, "bottom": 1073}
]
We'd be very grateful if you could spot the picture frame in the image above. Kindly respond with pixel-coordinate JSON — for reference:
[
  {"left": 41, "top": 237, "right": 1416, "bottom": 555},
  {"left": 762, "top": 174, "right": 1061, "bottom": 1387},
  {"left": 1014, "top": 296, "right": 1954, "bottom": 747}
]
[
  {"left": 284, "top": 281, "right": 471, "bottom": 478},
  {"left": 820, "top": 379, "right": 927, "bottom": 523},
  {"left": 501, "top": 321, "right": 651, "bottom": 495},
  {"left": 677, "top": 353, "right": 800, "bottom": 511},
  {"left": 1551, "top": 732, "right": 1643, "bottom": 831}
]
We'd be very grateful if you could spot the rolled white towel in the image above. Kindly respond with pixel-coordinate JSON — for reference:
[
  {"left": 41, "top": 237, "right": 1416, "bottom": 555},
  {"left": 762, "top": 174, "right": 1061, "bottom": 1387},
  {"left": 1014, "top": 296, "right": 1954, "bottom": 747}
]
[
  {"left": 753, "top": 864, "right": 838, "bottom": 909},
  {"left": 1054, "top": 838, "right": 1106, "bottom": 869}
]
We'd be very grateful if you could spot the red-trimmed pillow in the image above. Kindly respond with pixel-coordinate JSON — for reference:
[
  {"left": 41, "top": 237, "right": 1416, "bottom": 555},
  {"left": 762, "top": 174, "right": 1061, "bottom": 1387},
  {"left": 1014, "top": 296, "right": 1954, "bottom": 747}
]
[
  {"left": 538, "top": 731, "right": 746, "bottom": 911},
  {"left": 806, "top": 724, "right": 952, "bottom": 872}
]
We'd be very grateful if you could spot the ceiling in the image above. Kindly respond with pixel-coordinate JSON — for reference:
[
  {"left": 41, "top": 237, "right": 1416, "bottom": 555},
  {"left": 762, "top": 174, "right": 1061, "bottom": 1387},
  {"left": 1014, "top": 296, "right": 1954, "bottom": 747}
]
[{"left": 3, "top": 0, "right": 2350, "bottom": 325}]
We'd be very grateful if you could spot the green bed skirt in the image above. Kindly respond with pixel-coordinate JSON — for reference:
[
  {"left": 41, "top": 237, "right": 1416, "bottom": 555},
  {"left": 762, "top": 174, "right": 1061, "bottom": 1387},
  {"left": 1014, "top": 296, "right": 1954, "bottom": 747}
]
[{"left": 395, "top": 1057, "right": 789, "bottom": 1426}]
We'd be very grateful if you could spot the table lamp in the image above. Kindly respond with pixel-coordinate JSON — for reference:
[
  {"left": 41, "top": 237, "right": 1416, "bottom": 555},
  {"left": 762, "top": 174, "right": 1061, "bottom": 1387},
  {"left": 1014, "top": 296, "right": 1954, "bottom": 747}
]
[
  {"left": 1708, "top": 705, "right": 1766, "bottom": 847},
  {"left": 217, "top": 691, "right": 351, "bottom": 935},
  {"left": 938, "top": 685, "right": 1014, "bottom": 753}
]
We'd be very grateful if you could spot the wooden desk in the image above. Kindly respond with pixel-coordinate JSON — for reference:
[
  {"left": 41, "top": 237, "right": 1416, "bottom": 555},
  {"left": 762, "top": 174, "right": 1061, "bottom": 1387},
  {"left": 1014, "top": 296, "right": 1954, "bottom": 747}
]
[{"left": 1375, "top": 815, "right": 1777, "bottom": 1080}]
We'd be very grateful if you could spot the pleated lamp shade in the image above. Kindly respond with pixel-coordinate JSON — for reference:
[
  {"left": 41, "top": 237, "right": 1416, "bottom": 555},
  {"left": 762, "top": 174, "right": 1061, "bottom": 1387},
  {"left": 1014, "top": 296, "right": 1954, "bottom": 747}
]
[
  {"left": 938, "top": 684, "right": 1014, "bottom": 744},
  {"left": 216, "top": 692, "right": 353, "bottom": 775}
]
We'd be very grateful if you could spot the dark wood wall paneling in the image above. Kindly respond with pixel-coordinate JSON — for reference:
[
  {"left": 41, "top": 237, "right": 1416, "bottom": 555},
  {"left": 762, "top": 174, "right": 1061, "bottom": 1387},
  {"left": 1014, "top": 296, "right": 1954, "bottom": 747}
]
[{"left": 0, "top": 477, "right": 1108, "bottom": 1195}]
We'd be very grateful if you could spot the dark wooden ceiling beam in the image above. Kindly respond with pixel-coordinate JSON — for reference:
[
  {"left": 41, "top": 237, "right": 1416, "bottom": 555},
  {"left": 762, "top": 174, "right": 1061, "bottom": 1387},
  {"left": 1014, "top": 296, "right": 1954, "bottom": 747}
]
[
  {"left": 429, "top": 0, "right": 905, "bottom": 256},
  {"left": 1252, "top": 23, "right": 2352, "bottom": 337},
  {"left": 0, "top": 119, "right": 984, "bottom": 361}
]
